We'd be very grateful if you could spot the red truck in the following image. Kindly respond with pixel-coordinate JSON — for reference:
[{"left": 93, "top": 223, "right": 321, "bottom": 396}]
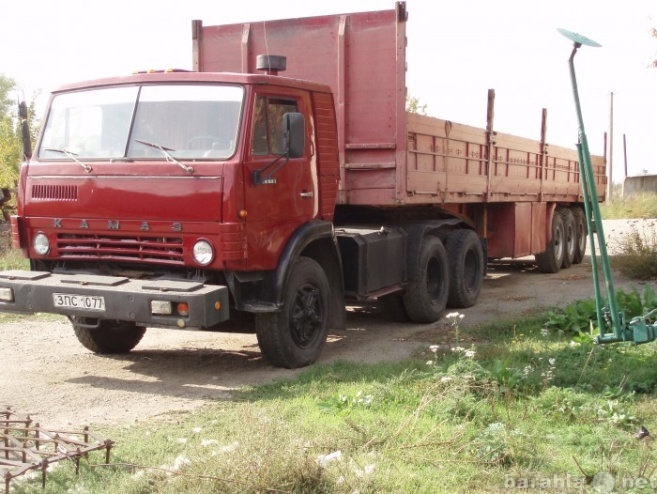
[{"left": 3, "top": 2, "right": 605, "bottom": 368}]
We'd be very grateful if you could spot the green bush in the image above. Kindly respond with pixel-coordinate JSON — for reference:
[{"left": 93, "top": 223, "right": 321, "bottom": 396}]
[{"left": 544, "top": 286, "right": 657, "bottom": 335}]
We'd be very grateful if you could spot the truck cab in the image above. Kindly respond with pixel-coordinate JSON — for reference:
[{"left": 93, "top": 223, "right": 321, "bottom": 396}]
[{"left": 6, "top": 68, "right": 345, "bottom": 368}]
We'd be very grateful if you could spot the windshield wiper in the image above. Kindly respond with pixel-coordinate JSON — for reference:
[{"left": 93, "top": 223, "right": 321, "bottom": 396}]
[
  {"left": 134, "top": 139, "right": 194, "bottom": 175},
  {"left": 44, "top": 148, "right": 92, "bottom": 173}
]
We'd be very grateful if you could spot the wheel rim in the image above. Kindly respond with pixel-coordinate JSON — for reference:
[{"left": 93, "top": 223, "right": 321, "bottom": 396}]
[
  {"left": 554, "top": 224, "right": 564, "bottom": 261},
  {"left": 290, "top": 283, "right": 323, "bottom": 348}
]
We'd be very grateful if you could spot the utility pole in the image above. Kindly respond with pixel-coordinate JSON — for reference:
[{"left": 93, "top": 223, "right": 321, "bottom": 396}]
[
  {"left": 623, "top": 133, "right": 628, "bottom": 178},
  {"left": 608, "top": 91, "right": 614, "bottom": 201}
]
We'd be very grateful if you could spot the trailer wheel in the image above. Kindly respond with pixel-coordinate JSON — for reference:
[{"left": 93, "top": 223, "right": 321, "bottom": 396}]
[
  {"left": 572, "top": 207, "right": 587, "bottom": 264},
  {"left": 445, "top": 229, "right": 485, "bottom": 308},
  {"left": 72, "top": 319, "right": 146, "bottom": 354},
  {"left": 255, "top": 257, "right": 329, "bottom": 368},
  {"left": 560, "top": 208, "right": 576, "bottom": 269},
  {"left": 535, "top": 211, "right": 565, "bottom": 273},
  {"left": 403, "top": 235, "right": 449, "bottom": 323}
]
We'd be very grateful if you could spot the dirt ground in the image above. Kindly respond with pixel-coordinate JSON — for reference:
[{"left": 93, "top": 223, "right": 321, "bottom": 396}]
[{"left": 1, "top": 219, "right": 655, "bottom": 430}]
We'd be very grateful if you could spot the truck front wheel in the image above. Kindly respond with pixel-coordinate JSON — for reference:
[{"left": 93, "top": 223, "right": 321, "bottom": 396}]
[
  {"left": 255, "top": 257, "right": 330, "bottom": 368},
  {"left": 403, "top": 235, "right": 449, "bottom": 323},
  {"left": 72, "top": 318, "right": 146, "bottom": 354}
]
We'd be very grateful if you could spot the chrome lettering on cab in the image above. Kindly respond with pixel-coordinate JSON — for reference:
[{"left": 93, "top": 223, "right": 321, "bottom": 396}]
[{"left": 51, "top": 219, "right": 183, "bottom": 232}]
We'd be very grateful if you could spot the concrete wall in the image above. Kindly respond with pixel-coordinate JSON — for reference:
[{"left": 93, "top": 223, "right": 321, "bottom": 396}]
[{"left": 624, "top": 175, "right": 657, "bottom": 198}]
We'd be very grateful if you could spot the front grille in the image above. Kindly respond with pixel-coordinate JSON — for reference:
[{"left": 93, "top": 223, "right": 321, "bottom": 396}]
[{"left": 57, "top": 233, "right": 184, "bottom": 265}]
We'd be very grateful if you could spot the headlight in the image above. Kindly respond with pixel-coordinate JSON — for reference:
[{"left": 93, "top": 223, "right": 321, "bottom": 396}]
[
  {"left": 33, "top": 232, "right": 50, "bottom": 255},
  {"left": 192, "top": 240, "right": 214, "bottom": 266}
]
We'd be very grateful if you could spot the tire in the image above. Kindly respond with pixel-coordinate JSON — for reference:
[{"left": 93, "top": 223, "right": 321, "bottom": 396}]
[
  {"left": 255, "top": 257, "right": 330, "bottom": 368},
  {"left": 72, "top": 319, "right": 146, "bottom": 354},
  {"left": 445, "top": 229, "right": 485, "bottom": 308},
  {"left": 379, "top": 293, "right": 410, "bottom": 323},
  {"left": 572, "top": 207, "right": 587, "bottom": 264},
  {"left": 535, "top": 210, "right": 565, "bottom": 273},
  {"left": 559, "top": 208, "right": 576, "bottom": 269},
  {"left": 403, "top": 235, "right": 449, "bottom": 323}
]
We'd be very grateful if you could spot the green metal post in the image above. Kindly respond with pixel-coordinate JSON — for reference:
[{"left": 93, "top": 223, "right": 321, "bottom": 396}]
[{"left": 560, "top": 30, "right": 624, "bottom": 341}]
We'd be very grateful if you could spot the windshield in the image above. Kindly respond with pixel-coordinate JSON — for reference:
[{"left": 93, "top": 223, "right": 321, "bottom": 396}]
[{"left": 38, "top": 84, "right": 244, "bottom": 161}]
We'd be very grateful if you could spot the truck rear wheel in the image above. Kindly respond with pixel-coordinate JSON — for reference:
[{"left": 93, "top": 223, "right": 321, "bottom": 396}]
[
  {"left": 535, "top": 211, "right": 565, "bottom": 273},
  {"left": 255, "top": 257, "right": 329, "bottom": 368},
  {"left": 572, "top": 207, "right": 587, "bottom": 264},
  {"left": 72, "top": 319, "right": 146, "bottom": 354},
  {"left": 403, "top": 235, "right": 449, "bottom": 323},
  {"left": 560, "top": 208, "right": 576, "bottom": 269},
  {"left": 445, "top": 229, "right": 484, "bottom": 308}
]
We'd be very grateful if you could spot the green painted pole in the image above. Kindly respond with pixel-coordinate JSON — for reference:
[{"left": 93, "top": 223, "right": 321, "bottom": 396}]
[{"left": 560, "top": 29, "right": 623, "bottom": 340}]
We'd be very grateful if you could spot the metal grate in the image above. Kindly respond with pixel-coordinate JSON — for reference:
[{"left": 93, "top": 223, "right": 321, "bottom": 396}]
[
  {"left": 1, "top": 407, "right": 113, "bottom": 494},
  {"left": 31, "top": 184, "right": 78, "bottom": 201},
  {"left": 57, "top": 233, "right": 184, "bottom": 265}
]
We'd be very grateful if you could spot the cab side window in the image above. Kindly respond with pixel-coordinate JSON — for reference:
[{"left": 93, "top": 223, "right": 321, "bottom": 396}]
[{"left": 251, "top": 95, "right": 298, "bottom": 156}]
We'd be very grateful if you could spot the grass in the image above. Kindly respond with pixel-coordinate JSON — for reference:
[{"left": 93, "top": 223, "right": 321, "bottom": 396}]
[
  {"left": 601, "top": 191, "right": 657, "bottom": 220},
  {"left": 0, "top": 227, "right": 28, "bottom": 270},
  {"left": 11, "top": 308, "right": 657, "bottom": 494}
]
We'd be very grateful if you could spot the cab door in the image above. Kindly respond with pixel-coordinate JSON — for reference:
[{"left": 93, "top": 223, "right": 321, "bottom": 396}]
[{"left": 243, "top": 89, "right": 318, "bottom": 270}]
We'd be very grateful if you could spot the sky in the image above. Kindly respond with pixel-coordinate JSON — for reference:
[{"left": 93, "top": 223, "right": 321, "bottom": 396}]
[{"left": 2, "top": 0, "right": 656, "bottom": 183}]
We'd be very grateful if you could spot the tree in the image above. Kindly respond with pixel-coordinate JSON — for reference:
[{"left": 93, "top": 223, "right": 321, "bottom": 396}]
[
  {"left": 0, "top": 75, "right": 15, "bottom": 117},
  {"left": 406, "top": 95, "right": 428, "bottom": 115},
  {"left": 0, "top": 74, "right": 21, "bottom": 188},
  {"left": 0, "top": 74, "right": 39, "bottom": 219}
]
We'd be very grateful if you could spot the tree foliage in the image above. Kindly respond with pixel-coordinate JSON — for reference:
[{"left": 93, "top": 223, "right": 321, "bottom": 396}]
[
  {"left": 0, "top": 115, "right": 21, "bottom": 187},
  {"left": 0, "top": 74, "right": 21, "bottom": 187},
  {"left": 406, "top": 95, "right": 428, "bottom": 115},
  {"left": 0, "top": 74, "right": 35, "bottom": 189},
  {"left": 0, "top": 75, "right": 15, "bottom": 117}
]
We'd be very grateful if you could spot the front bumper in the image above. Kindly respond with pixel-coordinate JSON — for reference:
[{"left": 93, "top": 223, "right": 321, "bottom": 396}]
[{"left": 0, "top": 270, "right": 229, "bottom": 329}]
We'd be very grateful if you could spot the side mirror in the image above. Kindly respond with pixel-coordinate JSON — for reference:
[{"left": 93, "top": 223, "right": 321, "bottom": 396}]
[
  {"left": 284, "top": 112, "right": 304, "bottom": 158},
  {"left": 18, "top": 101, "right": 32, "bottom": 160}
]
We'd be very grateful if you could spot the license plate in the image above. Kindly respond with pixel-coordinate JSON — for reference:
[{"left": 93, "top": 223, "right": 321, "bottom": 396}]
[{"left": 53, "top": 293, "right": 106, "bottom": 311}]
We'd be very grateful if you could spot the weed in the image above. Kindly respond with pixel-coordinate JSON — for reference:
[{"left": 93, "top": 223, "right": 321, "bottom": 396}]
[
  {"left": 544, "top": 286, "right": 657, "bottom": 336},
  {"left": 318, "top": 390, "right": 375, "bottom": 415},
  {"left": 470, "top": 422, "right": 535, "bottom": 467},
  {"left": 601, "top": 191, "right": 657, "bottom": 219},
  {"left": 612, "top": 223, "right": 657, "bottom": 280}
]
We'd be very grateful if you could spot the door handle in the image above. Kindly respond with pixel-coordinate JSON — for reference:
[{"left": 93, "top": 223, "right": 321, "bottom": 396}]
[{"left": 299, "top": 191, "right": 314, "bottom": 199}]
